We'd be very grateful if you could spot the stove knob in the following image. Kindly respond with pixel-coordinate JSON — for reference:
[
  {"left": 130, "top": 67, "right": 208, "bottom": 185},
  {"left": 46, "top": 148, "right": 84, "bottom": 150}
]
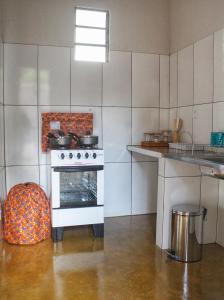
[
  {"left": 69, "top": 153, "right": 73, "bottom": 159},
  {"left": 93, "top": 153, "right": 97, "bottom": 159},
  {"left": 85, "top": 152, "right": 89, "bottom": 159},
  {"left": 77, "top": 153, "right": 81, "bottom": 159},
  {"left": 61, "top": 153, "right": 65, "bottom": 160}
]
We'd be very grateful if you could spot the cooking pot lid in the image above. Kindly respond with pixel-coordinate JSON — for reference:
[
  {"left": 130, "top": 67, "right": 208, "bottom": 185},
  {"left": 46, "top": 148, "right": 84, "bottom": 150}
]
[
  {"left": 81, "top": 135, "right": 98, "bottom": 138},
  {"left": 172, "top": 204, "right": 205, "bottom": 216}
]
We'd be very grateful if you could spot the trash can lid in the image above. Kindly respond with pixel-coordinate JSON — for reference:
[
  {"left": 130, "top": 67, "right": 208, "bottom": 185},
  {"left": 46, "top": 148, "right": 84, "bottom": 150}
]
[{"left": 172, "top": 204, "right": 205, "bottom": 216}]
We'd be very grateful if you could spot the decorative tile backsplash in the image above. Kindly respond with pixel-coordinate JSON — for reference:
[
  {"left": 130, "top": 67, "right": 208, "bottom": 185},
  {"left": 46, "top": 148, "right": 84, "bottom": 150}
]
[{"left": 41, "top": 112, "right": 93, "bottom": 152}]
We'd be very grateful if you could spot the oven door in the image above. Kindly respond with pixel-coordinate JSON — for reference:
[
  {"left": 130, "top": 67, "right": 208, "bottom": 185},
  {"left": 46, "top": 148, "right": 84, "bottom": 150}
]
[{"left": 51, "top": 165, "right": 104, "bottom": 209}]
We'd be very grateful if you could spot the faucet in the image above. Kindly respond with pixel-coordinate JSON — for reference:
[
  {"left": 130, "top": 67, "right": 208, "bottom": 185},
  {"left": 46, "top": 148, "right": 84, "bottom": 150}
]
[{"left": 179, "top": 130, "right": 195, "bottom": 155}]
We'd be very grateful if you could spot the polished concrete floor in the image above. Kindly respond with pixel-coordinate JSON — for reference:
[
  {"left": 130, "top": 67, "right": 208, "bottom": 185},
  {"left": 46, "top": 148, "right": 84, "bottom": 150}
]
[{"left": 0, "top": 215, "right": 224, "bottom": 300}]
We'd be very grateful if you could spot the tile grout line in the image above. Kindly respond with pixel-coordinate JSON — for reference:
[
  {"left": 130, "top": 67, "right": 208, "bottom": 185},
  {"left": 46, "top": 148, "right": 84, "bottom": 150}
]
[
  {"left": 177, "top": 51, "right": 179, "bottom": 115},
  {"left": 2, "top": 43, "right": 7, "bottom": 195},
  {"left": 159, "top": 55, "right": 161, "bottom": 131},
  {"left": 212, "top": 33, "right": 215, "bottom": 133},
  {"left": 3, "top": 103, "right": 166, "bottom": 109},
  {"left": 169, "top": 100, "right": 224, "bottom": 109},
  {"left": 192, "top": 43, "right": 195, "bottom": 143},
  {"left": 131, "top": 51, "right": 133, "bottom": 215},
  {"left": 70, "top": 47, "right": 72, "bottom": 113},
  {"left": 101, "top": 62, "right": 103, "bottom": 147},
  {"left": 3, "top": 42, "right": 169, "bottom": 56},
  {"left": 37, "top": 45, "right": 41, "bottom": 185},
  {"left": 168, "top": 53, "right": 171, "bottom": 130}
]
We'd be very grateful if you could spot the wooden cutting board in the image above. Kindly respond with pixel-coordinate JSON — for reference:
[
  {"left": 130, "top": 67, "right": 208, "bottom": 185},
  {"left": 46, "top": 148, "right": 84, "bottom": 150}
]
[{"left": 141, "top": 141, "right": 169, "bottom": 147}]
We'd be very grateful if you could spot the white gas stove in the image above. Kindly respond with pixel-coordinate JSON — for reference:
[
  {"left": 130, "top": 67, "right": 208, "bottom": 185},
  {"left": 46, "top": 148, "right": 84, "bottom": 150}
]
[{"left": 50, "top": 148, "right": 104, "bottom": 242}]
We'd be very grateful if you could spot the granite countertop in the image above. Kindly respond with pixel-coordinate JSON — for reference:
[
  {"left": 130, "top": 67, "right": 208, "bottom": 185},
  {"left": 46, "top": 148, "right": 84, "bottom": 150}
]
[{"left": 127, "top": 145, "right": 224, "bottom": 175}]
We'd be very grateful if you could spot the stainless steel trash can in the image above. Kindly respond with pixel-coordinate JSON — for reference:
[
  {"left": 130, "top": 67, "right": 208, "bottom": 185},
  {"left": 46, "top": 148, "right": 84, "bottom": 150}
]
[{"left": 168, "top": 204, "right": 207, "bottom": 263}]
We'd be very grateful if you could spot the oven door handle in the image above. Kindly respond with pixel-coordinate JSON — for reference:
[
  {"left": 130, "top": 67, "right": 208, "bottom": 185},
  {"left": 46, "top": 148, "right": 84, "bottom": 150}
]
[{"left": 53, "top": 165, "right": 104, "bottom": 172}]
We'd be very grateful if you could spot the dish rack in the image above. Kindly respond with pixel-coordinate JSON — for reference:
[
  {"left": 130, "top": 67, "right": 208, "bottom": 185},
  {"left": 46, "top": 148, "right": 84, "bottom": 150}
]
[
  {"left": 204, "top": 145, "right": 224, "bottom": 153},
  {"left": 169, "top": 143, "right": 207, "bottom": 151}
]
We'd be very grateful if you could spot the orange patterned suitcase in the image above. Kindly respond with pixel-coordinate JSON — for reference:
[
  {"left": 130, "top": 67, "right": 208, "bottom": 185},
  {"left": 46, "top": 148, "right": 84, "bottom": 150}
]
[{"left": 4, "top": 182, "right": 51, "bottom": 245}]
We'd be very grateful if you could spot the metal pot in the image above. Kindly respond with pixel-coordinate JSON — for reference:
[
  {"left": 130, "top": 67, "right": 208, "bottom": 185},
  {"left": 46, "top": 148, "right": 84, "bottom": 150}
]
[
  {"left": 69, "top": 133, "right": 98, "bottom": 147},
  {"left": 48, "top": 133, "right": 72, "bottom": 148}
]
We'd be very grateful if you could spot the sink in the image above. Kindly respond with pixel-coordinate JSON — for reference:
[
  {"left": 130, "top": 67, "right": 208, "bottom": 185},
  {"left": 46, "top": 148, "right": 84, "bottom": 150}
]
[{"left": 169, "top": 143, "right": 206, "bottom": 151}]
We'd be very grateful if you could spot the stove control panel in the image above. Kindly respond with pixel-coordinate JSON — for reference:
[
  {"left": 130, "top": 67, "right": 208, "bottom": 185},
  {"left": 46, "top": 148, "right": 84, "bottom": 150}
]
[{"left": 51, "top": 149, "right": 104, "bottom": 166}]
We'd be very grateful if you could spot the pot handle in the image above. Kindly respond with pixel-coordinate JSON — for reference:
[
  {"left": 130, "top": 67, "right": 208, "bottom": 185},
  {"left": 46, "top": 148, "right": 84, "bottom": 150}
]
[
  {"left": 47, "top": 132, "right": 57, "bottom": 139},
  {"left": 68, "top": 132, "right": 79, "bottom": 141}
]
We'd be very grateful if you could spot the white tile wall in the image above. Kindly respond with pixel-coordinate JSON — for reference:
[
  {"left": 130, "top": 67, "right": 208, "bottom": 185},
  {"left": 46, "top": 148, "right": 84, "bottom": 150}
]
[
  {"left": 170, "top": 53, "right": 178, "bottom": 108},
  {"left": 0, "top": 44, "right": 3, "bottom": 104},
  {"left": 4, "top": 36, "right": 224, "bottom": 230},
  {"left": 178, "top": 45, "right": 194, "bottom": 107},
  {"left": 213, "top": 101, "right": 224, "bottom": 131},
  {"left": 0, "top": 105, "right": 4, "bottom": 167},
  {"left": 0, "top": 42, "right": 4, "bottom": 203},
  {"left": 39, "top": 164, "right": 51, "bottom": 198},
  {"left": 103, "top": 107, "right": 131, "bottom": 163},
  {"left": 71, "top": 55, "right": 102, "bottom": 106},
  {"left": 160, "top": 55, "right": 170, "bottom": 108},
  {"left": 201, "top": 176, "right": 219, "bottom": 244},
  {"left": 159, "top": 109, "right": 169, "bottom": 130},
  {"left": 71, "top": 106, "right": 103, "bottom": 148},
  {"left": 214, "top": 29, "right": 224, "bottom": 102},
  {"left": 103, "top": 51, "right": 131, "bottom": 107},
  {"left": 0, "top": 167, "right": 6, "bottom": 202},
  {"left": 4, "top": 44, "right": 37, "bottom": 105},
  {"left": 158, "top": 158, "right": 165, "bottom": 177},
  {"left": 2, "top": 44, "right": 169, "bottom": 219},
  {"left": 3, "top": 29, "right": 224, "bottom": 247},
  {"left": 132, "top": 108, "right": 159, "bottom": 144},
  {"left": 6, "top": 165, "right": 39, "bottom": 193},
  {"left": 170, "top": 32, "right": 224, "bottom": 146},
  {"left": 166, "top": 31, "right": 224, "bottom": 249},
  {"left": 164, "top": 158, "right": 200, "bottom": 177},
  {"left": 178, "top": 106, "right": 193, "bottom": 143},
  {"left": 194, "top": 35, "right": 214, "bottom": 104},
  {"left": 169, "top": 108, "right": 177, "bottom": 130},
  {"left": 5, "top": 106, "right": 38, "bottom": 166},
  {"left": 132, "top": 162, "right": 158, "bottom": 215},
  {"left": 132, "top": 53, "right": 159, "bottom": 107},
  {"left": 131, "top": 152, "right": 157, "bottom": 163},
  {"left": 38, "top": 46, "right": 70, "bottom": 106},
  {"left": 104, "top": 163, "right": 131, "bottom": 217},
  {"left": 193, "top": 104, "right": 212, "bottom": 144}
]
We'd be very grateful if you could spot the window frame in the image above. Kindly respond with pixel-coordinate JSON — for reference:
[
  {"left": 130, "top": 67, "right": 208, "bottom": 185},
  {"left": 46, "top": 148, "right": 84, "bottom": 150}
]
[{"left": 74, "top": 7, "right": 110, "bottom": 63}]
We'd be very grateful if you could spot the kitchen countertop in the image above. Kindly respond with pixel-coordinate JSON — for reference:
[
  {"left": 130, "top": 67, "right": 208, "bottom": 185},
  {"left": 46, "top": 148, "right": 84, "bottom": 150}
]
[
  {"left": 128, "top": 145, "right": 224, "bottom": 249},
  {"left": 127, "top": 145, "right": 180, "bottom": 158},
  {"left": 127, "top": 145, "right": 224, "bottom": 174}
]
